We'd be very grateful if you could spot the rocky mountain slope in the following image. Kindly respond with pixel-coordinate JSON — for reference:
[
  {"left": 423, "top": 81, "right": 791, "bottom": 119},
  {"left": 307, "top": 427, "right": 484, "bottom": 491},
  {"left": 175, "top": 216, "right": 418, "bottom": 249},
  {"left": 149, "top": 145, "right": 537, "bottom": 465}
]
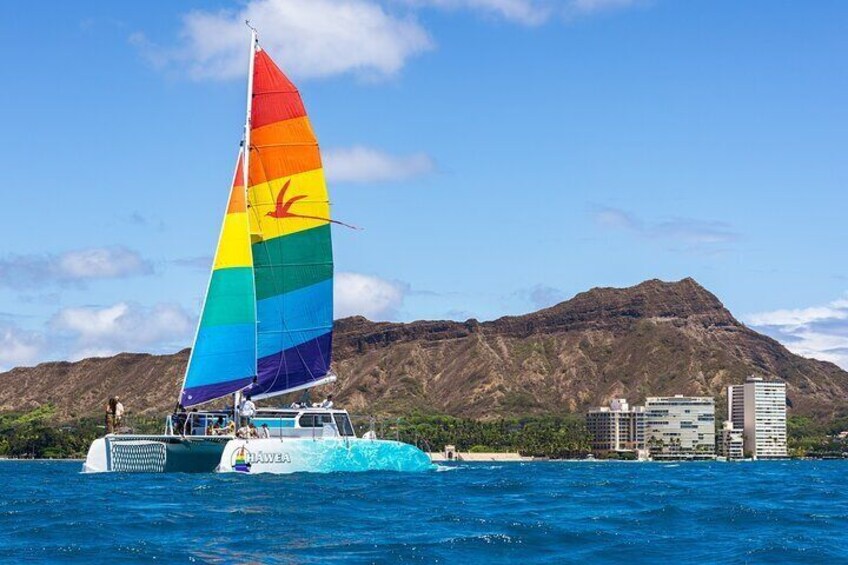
[{"left": 2, "top": 278, "right": 846, "bottom": 422}]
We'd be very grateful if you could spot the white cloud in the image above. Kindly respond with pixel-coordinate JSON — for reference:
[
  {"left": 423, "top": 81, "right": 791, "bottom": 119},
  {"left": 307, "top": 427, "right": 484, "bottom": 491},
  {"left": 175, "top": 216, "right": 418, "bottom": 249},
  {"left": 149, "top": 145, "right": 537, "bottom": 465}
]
[
  {"left": 335, "top": 272, "right": 408, "bottom": 320},
  {"left": 594, "top": 206, "right": 738, "bottom": 250},
  {"left": 745, "top": 296, "right": 848, "bottom": 370},
  {"left": 0, "top": 323, "right": 44, "bottom": 371},
  {"left": 0, "top": 246, "right": 152, "bottom": 289},
  {"left": 50, "top": 302, "right": 194, "bottom": 360},
  {"left": 400, "top": 0, "right": 642, "bottom": 24},
  {"left": 567, "top": 0, "right": 641, "bottom": 16},
  {"left": 525, "top": 284, "right": 567, "bottom": 309},
  {"left": 135, "top": 0, "right": 433, "bottom": 81},
  {"left": 746, "top": 305, "right": 848, "bottom": 329},
  {"left": 57, "top": 247, "right": 151, "bottom": 280},
  {"left": 403, "top": 0, "right": 551, "bottom": 25},
  {"left": 324, "top": 146, "right": 435, "bottom": 183}
]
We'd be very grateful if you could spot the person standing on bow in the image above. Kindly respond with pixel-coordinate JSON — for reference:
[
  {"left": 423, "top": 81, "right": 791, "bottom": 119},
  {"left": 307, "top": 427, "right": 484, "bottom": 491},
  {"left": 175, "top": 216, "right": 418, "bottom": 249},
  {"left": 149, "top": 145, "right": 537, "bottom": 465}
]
[
  {"left": 114, "top": 396, "right": 125, "bottom": 431},
  {"left": 105, "top": 397, "right": 116, "bottom": 434}
]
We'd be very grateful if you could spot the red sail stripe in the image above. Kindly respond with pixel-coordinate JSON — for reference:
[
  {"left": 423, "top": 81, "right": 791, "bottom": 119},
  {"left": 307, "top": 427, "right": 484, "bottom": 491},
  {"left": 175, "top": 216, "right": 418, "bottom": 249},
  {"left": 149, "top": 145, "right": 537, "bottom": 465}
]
[{"left": 251, "top": 50, "right": 306, "bottom": 129}]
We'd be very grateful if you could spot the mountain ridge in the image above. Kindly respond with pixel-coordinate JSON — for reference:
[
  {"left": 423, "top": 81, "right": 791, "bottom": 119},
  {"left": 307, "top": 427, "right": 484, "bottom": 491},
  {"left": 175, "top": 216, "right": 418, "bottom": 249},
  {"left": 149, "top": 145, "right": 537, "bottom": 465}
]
[{"left": 2, "top": 278, "right": 846, "bottom": 423}]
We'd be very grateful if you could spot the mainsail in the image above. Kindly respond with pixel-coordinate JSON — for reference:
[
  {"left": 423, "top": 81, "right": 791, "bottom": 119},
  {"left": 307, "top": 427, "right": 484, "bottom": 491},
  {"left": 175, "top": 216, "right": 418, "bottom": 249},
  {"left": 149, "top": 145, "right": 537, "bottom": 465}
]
[
  {"left": 246, "top": 47, "right": 334, "bottom": 399},
  {"left": 180, "top": 36, "right": 334, "bottom": 407}
]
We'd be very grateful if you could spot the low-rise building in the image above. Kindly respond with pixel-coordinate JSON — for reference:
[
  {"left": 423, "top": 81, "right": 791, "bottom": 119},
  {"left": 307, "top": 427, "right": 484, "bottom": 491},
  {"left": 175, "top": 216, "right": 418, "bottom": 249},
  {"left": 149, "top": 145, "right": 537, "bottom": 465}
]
[
  {"left": 644, "top": 396, "right": 716, "bottom": 460},
  {"left": 716, "top": 420, "right": 744, "bottom": 459},
  {"left": 586, "top": 399, "right": 645, "bottom": 456}
]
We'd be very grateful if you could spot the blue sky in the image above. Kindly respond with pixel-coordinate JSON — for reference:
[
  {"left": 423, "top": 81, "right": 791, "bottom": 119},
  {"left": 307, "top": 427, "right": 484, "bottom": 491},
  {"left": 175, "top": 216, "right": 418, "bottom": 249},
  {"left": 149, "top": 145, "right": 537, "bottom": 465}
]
[{"left": 1, "top": 0, "right": 847, "bottom": 369}]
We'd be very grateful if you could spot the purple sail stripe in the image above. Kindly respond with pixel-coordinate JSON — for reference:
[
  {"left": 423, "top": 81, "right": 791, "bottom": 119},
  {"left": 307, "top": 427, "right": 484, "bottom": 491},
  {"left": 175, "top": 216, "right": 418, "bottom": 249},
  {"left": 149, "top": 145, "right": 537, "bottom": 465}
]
[
  {"left": 251, "top": 332, "right": 333, "bottom": 397},
  {"left": 182, "top": 376, "right": 256, "bottom": 407}
]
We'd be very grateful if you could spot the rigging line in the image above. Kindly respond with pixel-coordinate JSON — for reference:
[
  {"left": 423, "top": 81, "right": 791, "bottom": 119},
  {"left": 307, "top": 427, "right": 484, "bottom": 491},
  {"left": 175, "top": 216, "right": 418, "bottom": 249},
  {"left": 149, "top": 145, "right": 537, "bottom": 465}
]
[
  {"left": 253, "top": 144, "right": 296, "bottom": 395},
  {"left": 246, "top": 160, "right": 288, "bottom": 397},
  {"left": 249, "top": 143, "right": 331, "bottom": 394},
  {"left": 268, "top": 178, "right": 362, "bottom": 230}
]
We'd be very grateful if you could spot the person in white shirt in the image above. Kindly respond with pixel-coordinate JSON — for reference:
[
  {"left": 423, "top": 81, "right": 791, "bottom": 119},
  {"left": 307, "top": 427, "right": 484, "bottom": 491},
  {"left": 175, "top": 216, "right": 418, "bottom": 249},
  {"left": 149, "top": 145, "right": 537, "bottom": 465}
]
[
  {"left": 114, "top": 396, "right": 125, "bottom": 429},
  {"left": 318, "top": 394, "right": 334, "bottom": 409},
  {"left": 239, "top": 395, "right": 256, "bottom": 426},
  {"left": 260, "top": 424, "right": 271, "bottom": 439}
]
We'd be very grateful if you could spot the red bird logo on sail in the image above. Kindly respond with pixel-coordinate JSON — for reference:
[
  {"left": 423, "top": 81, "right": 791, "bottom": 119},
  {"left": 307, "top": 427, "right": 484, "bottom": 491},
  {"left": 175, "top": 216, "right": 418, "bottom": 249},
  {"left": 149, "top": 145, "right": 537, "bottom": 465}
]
[
  {"left": 266, "top": 180, "right": 360, "bottom": 229},
  {"left": 267, "top": 180, "right": 314, "bottom": 220}
]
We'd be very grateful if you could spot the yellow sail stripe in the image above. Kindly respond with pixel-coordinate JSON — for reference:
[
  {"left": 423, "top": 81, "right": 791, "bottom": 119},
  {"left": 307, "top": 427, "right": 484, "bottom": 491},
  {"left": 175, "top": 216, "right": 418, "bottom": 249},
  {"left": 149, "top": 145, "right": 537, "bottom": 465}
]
[
  {"left": 213, "top": 212, "right": 253, "bottom": 269},
  {"left": 248, "top": 168, "right": 329, "bottom": 242}
]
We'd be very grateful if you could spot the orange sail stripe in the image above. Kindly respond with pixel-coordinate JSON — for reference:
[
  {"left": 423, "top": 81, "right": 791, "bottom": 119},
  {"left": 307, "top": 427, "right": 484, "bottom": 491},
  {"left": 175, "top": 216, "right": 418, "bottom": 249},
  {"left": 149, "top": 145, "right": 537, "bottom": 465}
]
[
  {"left": 249, "top": 144, "right": 322, "bottom": 185},
  {"left": 227, "top": 183, "right": 246, "bottom": 214},
  {"left": 227, "top": 154, "right": 246, "bottom": 213},
  {"left": 252, "top": 116, "right": 316, "bottom": 147}
]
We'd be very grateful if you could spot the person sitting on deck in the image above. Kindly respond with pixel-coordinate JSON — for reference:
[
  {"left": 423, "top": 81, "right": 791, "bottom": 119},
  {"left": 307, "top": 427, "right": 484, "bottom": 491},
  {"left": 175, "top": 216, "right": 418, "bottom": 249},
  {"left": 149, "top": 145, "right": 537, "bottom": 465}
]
[
  {"left": 209, "top": 416, "right": 225, "bottom": 435},
  {"left": 236, "top": 424, "right": 252, "bottom": 439},
  {"left": 315, "top": 394, "right": 334, "bottom": 409},
  {"left": 291, "top": 389, "right": 311, "bottom": 409},
  {"left": 248, "top": 423, "right": 260, "bottom": 438},
  {"left": 223, "top": 420, "right": 236, "bottom": 436},
  {"left": 260, "top": 423, "right": 271, "bottom": 439},
  {"left": 185, "top": 408, "right": 198, "bottom": 436},
  {"left": 172, "top": 404, "right": 187, "bottom": 436}
]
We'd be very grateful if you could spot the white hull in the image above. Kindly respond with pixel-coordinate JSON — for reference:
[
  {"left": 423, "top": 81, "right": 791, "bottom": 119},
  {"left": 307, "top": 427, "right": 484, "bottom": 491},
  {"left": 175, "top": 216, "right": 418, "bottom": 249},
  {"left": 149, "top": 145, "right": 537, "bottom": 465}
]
[{"left": 83, "top": 435, "right": 433, "bottom": 474}]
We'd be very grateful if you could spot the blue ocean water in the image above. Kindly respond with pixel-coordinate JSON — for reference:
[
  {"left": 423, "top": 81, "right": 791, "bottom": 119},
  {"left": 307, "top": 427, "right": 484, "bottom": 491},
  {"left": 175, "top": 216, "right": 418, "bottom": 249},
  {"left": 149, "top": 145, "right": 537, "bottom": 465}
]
[{"left": 1, "top": 460, "right": 846, "bottom": 564}]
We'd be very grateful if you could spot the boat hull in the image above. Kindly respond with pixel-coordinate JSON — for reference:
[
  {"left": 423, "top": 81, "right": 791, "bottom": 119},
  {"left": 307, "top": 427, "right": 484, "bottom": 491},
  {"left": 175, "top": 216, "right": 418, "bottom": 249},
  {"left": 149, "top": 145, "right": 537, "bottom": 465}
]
[
  {"left": 83, "top": 435, "right": 231, "bottom": 473},
  {"left": 218, "top": 437, "right": 434, "bottom": 474},
  {"left": 83, "top": 436, "right": 433, "bottom": 474}
]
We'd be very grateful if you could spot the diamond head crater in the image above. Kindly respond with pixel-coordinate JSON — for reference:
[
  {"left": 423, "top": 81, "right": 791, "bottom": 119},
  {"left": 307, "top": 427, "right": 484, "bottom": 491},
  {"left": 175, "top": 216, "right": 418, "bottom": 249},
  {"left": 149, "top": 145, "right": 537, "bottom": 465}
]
[{"left": 2, "top": 278, "right": 846, "bottom": 460}]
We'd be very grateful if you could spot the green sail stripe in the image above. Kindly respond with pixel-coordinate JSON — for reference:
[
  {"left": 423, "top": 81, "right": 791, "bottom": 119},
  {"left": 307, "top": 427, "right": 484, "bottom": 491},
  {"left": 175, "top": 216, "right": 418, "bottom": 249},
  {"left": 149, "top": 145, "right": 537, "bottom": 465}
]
[
  {"left": 199, "top": 267, "right": 256, "bottom": 327},
  {"left": 252, "top": 224, "right": 333, "bottom": 301}
]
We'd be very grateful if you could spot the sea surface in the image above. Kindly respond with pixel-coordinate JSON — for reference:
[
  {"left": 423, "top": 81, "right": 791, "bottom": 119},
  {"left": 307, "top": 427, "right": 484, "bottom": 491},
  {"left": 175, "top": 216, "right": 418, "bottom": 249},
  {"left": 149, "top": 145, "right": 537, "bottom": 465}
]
[{"left": 1, "top": 460, "right": 846, "bottom": 564}]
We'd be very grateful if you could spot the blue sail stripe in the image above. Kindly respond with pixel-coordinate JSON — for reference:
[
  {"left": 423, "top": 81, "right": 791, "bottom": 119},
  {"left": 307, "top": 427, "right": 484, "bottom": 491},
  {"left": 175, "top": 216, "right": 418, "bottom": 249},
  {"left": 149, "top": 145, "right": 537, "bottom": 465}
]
[
  {"left": 256, "top": 278, "right": 333, "bottom": 359},
  {"left": 253, "top": 331, "right": 333, "bottom": 397},
  {"left": 183, "top": 376, "right": 255, "bottom": 407},
  {"left": 183, "top": 323, "right": 255, "bottom": 391}
]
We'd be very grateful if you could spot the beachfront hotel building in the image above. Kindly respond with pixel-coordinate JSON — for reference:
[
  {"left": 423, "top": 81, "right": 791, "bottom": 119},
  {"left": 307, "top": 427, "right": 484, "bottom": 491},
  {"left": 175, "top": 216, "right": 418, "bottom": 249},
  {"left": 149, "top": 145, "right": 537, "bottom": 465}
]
[
  {"left": 716, "top": 421, "right": 744, "bottom": 459},
  {"left": 585, "top": 399, "right": 645, "bottom": 455},
  {"left": 727, "top": 376, "right": 787, "bottom": 459},
  {"left": 643, "top": 396, "right": 716, "bottom": 460}
]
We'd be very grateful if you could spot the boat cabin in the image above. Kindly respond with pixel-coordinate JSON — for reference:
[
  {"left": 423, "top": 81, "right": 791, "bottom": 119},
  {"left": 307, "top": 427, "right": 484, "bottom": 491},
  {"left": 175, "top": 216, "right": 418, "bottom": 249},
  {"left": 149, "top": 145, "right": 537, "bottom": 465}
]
[{"left": 167, "top": 407, "right": 356, "bottom": 439}]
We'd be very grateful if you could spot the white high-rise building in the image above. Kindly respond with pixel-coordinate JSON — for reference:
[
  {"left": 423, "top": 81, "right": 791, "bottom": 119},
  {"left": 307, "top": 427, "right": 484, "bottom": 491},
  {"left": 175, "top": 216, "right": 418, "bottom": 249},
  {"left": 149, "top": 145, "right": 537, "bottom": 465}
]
[
  {"left": 727, "top": 376, "right": 787, "bottom": 459},
  {"left": 717, "top": 421, "right": 744, "bottom": 459},
  {"left": 644, "top": 396, "right": 716, "bottom": 460}
]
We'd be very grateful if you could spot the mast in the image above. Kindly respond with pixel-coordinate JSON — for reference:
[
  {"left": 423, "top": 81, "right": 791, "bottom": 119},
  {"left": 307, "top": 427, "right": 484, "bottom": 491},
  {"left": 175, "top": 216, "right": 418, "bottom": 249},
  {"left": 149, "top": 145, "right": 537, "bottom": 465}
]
[
  {"left": 243, "top": 23, "right": 257, "bottom": 200},
  {"left": 236, "top": 22, "right": 259, "bottom": 418}
]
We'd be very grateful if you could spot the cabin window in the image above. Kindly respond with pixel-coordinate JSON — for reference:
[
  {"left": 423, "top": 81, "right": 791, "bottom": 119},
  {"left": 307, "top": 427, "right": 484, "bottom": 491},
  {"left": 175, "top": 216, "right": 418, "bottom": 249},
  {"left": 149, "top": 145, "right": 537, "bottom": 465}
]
[
  {"left": 298, "top": 413, "right": 333, "bottom": 428},
  {"left": 333, "top": 414, "right": 355, "bottom": 437},
  {"left": 258, "top": 411, "right": 297, "bottom": 419}
]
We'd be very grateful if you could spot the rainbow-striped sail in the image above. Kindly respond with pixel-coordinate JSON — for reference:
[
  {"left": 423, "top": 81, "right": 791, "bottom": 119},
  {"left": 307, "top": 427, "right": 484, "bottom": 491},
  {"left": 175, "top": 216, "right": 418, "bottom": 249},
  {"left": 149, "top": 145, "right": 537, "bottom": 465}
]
[{"left": 180, "top": 39, "right": 334, "bottom": 407}]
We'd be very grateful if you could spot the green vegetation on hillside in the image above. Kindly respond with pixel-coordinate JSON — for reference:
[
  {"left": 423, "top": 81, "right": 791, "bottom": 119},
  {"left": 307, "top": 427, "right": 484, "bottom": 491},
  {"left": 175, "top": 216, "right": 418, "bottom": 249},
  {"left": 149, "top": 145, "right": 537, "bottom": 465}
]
[
  {"left": 1, "top": 407, "right": 846, "bottom": 460},
  {"left": 787, "top": 415, "right": 848, "bottom": 458},
  {"left": 0, "top": 406, "right": 164, "bottom": 459},
  {"left": 358, "top": 413, "right": 592, "bottom": 459},
  {"left": 0, "top": 406, "right": 100, "bottom": 459}
]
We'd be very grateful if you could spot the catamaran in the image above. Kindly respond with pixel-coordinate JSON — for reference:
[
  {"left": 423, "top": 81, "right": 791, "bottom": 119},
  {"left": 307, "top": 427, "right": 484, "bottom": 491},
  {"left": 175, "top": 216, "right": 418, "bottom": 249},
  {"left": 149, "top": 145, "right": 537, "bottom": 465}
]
[{"left": 83, "top": 27, "right": 432, "bottom": 474}]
